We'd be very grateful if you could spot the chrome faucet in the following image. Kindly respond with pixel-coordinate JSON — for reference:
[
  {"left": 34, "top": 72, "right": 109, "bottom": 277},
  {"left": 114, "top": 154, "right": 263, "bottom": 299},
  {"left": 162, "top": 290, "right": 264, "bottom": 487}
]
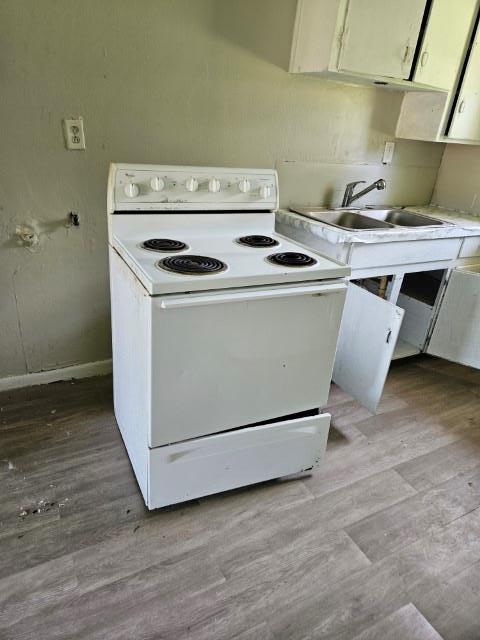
[{"left": 342, "top": 178, "right": 386, "bottom": 207}]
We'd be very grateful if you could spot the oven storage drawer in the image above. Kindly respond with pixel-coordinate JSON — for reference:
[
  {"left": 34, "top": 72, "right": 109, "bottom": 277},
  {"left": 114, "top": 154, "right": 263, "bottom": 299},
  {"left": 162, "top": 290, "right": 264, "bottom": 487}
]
[
  {"left": 147, "top": 412, "right": 331, "bottom": 509},
  {"left": 149, "top": 282, "right": 346, "bottom": 447}
]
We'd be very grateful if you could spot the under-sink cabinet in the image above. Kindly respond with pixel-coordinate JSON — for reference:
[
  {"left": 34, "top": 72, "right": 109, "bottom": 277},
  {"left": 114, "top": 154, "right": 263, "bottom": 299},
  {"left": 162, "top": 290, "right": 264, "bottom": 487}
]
[
  {"left": 333, "top": 280, "right": 405, "bottom": 414},
  {"left": 334, "top": 264, "right": 480, "bottom": 412},
  {"left": 276, "top": 207, "right": 480, "bottom": 412},
  {"left": 290, "top": 0, "right": 477, "bottom": 92},
  {"left": 427, "top": 265, "right": 480, "bottom": 369}
]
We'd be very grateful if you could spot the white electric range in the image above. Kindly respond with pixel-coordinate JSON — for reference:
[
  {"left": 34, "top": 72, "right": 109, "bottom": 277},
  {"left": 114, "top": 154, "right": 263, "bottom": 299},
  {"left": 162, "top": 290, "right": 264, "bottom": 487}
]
[{"left": 108, "top": 163, "right": 350, "bottom": 509}]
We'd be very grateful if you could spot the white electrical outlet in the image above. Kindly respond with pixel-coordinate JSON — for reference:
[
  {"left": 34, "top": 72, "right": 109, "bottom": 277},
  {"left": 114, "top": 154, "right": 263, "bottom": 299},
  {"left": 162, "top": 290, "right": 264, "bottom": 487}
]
[
  {"left": 382, "top": 141, "right": 395, "bottom": 165},
  {"left": 63, "top": 117, "right": 86, "bottom": 150}
]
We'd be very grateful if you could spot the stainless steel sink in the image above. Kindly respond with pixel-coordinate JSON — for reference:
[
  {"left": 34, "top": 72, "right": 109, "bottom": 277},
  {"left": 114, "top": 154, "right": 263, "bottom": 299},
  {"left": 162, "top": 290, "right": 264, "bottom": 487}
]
[
  {"left": 361, "top": 206, "right": 449, "bottom": 227},
  {"left": 289, "top": 207, "right": 394, "bottom": 231},
  {"left": 289, "top": 205, "right": 450, "bottom": 231}
]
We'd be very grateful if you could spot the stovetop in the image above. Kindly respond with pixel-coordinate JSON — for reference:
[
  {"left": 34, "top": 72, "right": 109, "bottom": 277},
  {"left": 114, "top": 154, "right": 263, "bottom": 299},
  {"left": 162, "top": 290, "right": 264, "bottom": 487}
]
[
  {"left": 108, "top": 164, "right": 350, "bottom": 294},
  {"left": 111, "top": 213, "right": 349, "bottom": 295}
]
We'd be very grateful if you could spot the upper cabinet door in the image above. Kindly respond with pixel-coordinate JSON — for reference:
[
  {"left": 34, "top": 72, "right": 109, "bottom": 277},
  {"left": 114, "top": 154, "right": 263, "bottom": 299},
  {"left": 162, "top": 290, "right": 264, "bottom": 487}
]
[
  {"left": 333, "top": 283, "right": 404, "bottom": 414},
  {"left": 427, "top": 266, "right": 480, "bottom": 370},
  {"left": 337, "top": 0, "right": 427, "bottom": 79},
  {"left": 413, "top": 0, "right": 478, "bottom": 91},
  {"left": 448, "top": 25, "right": 480, "bottom": 141}
]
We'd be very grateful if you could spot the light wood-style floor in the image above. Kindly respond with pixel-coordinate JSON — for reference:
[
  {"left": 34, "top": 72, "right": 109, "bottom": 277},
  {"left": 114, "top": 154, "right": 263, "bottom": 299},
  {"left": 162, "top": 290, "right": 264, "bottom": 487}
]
[{"left": 1, "top": 356, "right": 480, "bottom": 639}]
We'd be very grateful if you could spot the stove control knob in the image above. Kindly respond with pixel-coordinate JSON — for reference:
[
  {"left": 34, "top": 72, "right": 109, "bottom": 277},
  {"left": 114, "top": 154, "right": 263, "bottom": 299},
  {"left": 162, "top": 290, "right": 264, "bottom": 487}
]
[
  {"left": 185, "top": 177, "right": 199, "bottom": 192},
  {"left": 259, "top": 185, "right": 272, "bottom": 199},
  {"left": 238, "top": 179, "right": 251, "bottom": 194},
  {"left": 150, "top": 176, "right": 165, "bottom": 192},
  {"left": 124, "top": 182, "right": 139, "bottom": 198},
  {"left": 208, "top": 178, "right": 221, "bottom": 193}
]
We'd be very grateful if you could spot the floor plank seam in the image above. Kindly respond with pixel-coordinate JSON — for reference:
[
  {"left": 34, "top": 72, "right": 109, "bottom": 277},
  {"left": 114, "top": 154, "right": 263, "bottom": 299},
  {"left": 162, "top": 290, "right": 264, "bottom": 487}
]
[{"left": 444, "top": 503, "right": 480, "bottom": 527}]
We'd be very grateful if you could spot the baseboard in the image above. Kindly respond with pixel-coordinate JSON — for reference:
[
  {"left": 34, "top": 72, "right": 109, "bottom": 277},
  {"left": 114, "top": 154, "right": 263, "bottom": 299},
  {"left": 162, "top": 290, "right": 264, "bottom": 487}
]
[{"left": 0, "top": 359, "right": 113, "bottom": 392}]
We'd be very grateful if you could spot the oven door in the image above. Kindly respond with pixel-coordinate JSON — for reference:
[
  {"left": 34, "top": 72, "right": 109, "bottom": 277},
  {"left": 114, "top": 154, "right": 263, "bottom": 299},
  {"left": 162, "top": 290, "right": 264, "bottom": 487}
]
[{"left": 149, "top": 281, "right": 346, "bottom": 447}]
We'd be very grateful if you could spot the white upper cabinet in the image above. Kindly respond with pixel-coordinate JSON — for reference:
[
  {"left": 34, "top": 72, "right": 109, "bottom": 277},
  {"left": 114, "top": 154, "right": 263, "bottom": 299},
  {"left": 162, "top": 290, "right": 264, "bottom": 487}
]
[
  {"left": 448, "top": 27, "right": 480, "bottom": 141},
  {"left": 413, "top": 0, "right": 478, "bottom": 91},
  {"left": 291, "top": 0, "right": 478, "bottom": 94},
  {"left": 290, "top": 0, "right": 426, "bottom": 89},
  {"left": 337, "top": 0, "right": 425, "bottom": 80},
  {"left": 396, "top": 1, "right": 480, "bottom": 144}
]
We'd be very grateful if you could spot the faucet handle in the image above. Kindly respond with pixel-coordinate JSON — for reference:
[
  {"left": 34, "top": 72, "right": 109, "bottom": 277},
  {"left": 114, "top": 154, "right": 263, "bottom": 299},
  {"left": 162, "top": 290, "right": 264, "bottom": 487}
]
[
  {"left": 345, "top": 180, "right": 366, "bottom": 189},
  {"left": 342, "top": 180, "right": 367, "bottom": 208}
]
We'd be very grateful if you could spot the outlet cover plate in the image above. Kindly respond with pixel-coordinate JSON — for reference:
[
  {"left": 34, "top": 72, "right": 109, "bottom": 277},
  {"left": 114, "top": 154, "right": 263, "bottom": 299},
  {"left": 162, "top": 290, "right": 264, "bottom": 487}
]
[
  {"left": 63, "top": 117, "right": 86, "bottom": 150},
  {"left": 382, "top": 141, "right": 395, "bottom": 165}
]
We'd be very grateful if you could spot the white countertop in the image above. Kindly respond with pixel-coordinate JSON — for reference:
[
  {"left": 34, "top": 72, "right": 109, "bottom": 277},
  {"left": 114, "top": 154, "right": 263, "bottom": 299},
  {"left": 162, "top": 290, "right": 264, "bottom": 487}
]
[
  {"left": 276, "top": 205, "right": 480, "bottom": 246},
  {"left": 405, "top": 205, "right": 480, "bottom": 229}
]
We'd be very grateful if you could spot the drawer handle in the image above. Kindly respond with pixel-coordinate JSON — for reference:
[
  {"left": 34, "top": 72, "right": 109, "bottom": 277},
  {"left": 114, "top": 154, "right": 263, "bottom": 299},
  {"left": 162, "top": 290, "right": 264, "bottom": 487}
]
[
  {"left": 420, "top": 50, "right": 429, "bottom": 67},
  {"left": 403, "top": 45, "right": 411, "bottom": 63},
  {"left": 458, "top": 100, "right": 466, "bottom": 114}
]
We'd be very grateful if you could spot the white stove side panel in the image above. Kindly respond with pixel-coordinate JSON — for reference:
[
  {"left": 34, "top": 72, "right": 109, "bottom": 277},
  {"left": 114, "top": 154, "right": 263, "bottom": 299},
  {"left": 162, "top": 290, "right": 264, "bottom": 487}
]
[{"left": 109, "top": 247, "right": 152, "bottom": 502}]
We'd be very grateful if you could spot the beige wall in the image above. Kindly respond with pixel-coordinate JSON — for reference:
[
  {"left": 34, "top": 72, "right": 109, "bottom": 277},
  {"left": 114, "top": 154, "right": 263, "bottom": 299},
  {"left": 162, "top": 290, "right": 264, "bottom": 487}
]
[
  {"left": 1, "top": 0, "right": 445, "bottom": 381},
  {"left": 432, "top": 145, "right": 480, "bottom": 215}
]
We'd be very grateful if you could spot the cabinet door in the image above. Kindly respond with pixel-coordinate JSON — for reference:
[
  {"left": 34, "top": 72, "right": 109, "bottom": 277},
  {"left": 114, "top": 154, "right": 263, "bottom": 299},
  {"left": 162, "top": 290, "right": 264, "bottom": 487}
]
[
  {"left": 413, "top": 0, "right": 477, "bottom": 90},
  {"left": 333, "top": 283, "right": 404, "bottom": 414},
  {"left": 337, "top": 0, "right": 427, "bottom": 79},
  {"left": 448, "top": 25, "right": 480, "bottom": 141},
  {"left": 427, "top": 266, "right": 480, "bottom": 369}
]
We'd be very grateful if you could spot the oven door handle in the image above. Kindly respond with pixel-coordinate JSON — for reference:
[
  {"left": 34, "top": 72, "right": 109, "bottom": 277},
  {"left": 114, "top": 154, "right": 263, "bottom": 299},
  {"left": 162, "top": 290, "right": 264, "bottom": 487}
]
[{"left": 158, "top": 282, "right": 347, "bottom": 309}]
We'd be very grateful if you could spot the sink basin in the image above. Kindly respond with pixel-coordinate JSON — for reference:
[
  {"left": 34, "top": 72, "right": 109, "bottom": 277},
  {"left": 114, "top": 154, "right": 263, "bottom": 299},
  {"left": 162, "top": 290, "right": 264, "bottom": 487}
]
[
  {"left": 289, "top": 205, "right": 451, "bottom": 231},
  {"left": 361, "top": 207, "right": 449, "bottom": 227},
  {"left": 289, "top": 207, "right": 394, "bottom": 231}
]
